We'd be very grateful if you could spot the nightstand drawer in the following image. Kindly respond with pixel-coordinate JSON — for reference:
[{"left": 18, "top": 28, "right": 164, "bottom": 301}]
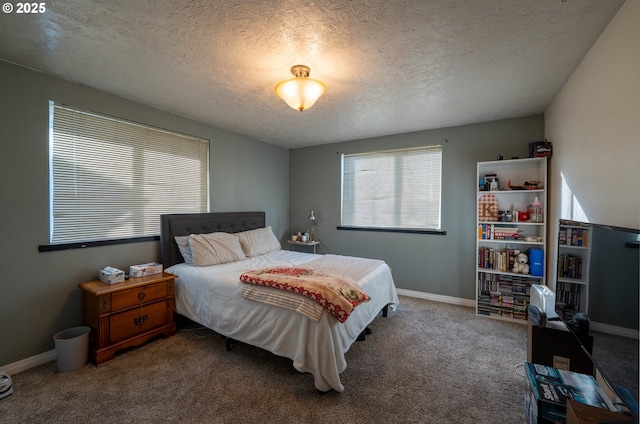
[
  {"left": 109, "top": 301, "right": 167, "bottom": 343},
  {"left": 111, "top": 282, "right": 167, "bottom": 311}
]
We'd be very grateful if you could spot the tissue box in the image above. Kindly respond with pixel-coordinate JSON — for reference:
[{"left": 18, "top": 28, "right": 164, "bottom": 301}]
[
  {"left": 99, "top": 267, "right": 125, "bottom": 284},
  {"left": 129, "top": 262, "right": 163, "bottom": 278}
]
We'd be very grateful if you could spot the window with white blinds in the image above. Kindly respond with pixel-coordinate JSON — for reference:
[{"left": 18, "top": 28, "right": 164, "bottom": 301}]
[
  {"left": 49, "top": 103, "right": 209, "bottom": 245},
  {"left": 341, "top": 146, "right": 442, "bottom": 231}
]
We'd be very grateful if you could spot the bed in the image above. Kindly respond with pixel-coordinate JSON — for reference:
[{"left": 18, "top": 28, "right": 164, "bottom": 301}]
[{"left": 160, "top": 211, "right": 399, "bottom": 392}]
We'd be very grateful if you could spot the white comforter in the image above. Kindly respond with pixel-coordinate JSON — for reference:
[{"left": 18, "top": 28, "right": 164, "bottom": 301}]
[{"left": 166, "top": 250, "right": 399, "bottom": 392}]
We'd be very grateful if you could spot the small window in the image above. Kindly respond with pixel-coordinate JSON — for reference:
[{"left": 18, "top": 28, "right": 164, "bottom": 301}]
[
  {"left": 340, "top": 145, "right": 442, "bottom": 231},
  {"left": 48, "top": 103, "right": 209, "bottom": 245}
]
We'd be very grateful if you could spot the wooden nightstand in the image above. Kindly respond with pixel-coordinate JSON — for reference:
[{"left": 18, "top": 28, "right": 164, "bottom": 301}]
[{"left": 78, "top": 272, "right": 177, "bottom": 366}]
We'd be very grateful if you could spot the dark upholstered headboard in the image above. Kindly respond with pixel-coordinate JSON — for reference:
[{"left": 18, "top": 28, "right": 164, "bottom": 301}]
[{"left": 160, "top": 212, "right": 266, "bottom": 268}]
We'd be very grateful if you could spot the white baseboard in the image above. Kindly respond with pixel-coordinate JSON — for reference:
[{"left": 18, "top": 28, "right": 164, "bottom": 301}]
[
  {"left": 1, "top": 349, "right": 56, "bottom": 376},
  {"left": 590, "top": 321, "right": 639, "bottom": 340},
  {"left": 396, "top": 288, "right": 476, "bottom": 308},
  {"left": 397, "top": 289, "right": 639, "bottom": 339}
]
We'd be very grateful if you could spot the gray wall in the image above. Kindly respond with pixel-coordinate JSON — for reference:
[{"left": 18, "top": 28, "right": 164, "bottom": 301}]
[
  {"left": 0, "top": 61, "right": 289, "bottom": 367},
  {"left": 289, "top": 115, "right": 545, "bottom": 298}
]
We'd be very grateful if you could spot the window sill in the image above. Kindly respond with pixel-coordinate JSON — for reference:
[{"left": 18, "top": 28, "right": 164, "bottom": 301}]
[
  {"left": 336, "top": 226, "right": 446, "bottom": 235},
  {"left": 38, "top": 235, "right": 159, "bottom": 252}
]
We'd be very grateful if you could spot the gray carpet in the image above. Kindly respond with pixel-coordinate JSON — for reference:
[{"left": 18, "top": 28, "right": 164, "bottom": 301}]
[
  {"left": 1, "top": 296, "right": 636, "bottom": 423},
  {"left": 591, "top": 330, "right": 639, "bottom": 400}
]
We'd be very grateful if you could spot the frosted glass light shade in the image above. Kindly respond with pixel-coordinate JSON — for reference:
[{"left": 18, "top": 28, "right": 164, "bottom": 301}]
[{"left": 274, "top": 65, "right": 326, "bottom": 111}]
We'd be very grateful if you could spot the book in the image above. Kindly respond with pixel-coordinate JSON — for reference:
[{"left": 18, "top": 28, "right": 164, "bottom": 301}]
[{"left": 524, "top": 363, "right": 615, "bottom": 424}]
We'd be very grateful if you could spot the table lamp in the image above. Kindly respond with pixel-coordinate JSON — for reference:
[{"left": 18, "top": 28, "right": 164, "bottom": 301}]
[{"left": 307, "top": 210, "right": 316, "bottom": 241}]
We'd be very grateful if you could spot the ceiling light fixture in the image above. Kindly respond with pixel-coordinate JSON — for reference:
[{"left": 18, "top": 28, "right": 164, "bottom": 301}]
[{"left": 274, "top": 65, "right": 326, "bottom": 112}]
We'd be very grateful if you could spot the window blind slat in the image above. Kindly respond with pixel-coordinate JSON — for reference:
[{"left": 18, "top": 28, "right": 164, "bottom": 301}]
[{"left": 50, "top": 103, "right": 209, "bottom": 244}]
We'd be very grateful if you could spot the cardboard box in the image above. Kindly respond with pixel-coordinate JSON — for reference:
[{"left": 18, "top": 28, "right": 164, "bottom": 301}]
[
  {"left": 99, "top": 267, "right": 125, "bottom": 284},
  {"left": 524, "top": 363, "right": 615, "bottom": 424},
  {"left": 129, "top": 262, "right": 163, "bottom": 278},
  {"left": 566, "top": 399, "right": 634, "bottom": 424}
]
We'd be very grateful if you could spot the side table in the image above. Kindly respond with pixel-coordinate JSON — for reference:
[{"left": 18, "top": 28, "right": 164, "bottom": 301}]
[
  {"left": 287, "top": 240, "right": 321, "bottom": 254},
  {"left": 78, "top": 272, "right": 177, "bottom": 365}
]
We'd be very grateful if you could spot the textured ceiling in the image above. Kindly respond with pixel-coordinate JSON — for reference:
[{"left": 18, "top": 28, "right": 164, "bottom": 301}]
[{"left": 0, "top": 0, "right": 625, "bottom": 148}]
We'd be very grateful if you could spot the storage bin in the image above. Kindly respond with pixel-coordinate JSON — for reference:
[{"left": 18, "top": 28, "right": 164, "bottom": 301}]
[{"left": 529, "top": 249, "right": 544, "bottom": 277}]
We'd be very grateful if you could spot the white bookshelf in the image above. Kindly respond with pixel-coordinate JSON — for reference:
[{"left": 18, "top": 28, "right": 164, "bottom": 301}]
[{"left": 476, "top": 157, "right": 548, "bottom": 322}]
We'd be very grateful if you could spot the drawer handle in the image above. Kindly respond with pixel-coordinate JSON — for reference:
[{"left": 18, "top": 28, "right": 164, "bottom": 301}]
[
  {"left": 133, "top": 314, "right": 148, "bottom": 326},
  {"left": 138, "top": 292, "right": 146, "bottom": 301}
]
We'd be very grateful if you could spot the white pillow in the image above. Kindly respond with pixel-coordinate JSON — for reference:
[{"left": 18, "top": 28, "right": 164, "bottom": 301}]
[
  {"left": 174, "top": 235, "right": 193, "bottom": 265},
  {"left": 189, "top": 232, "right": 246, "bottom": 267},
  {"left": 236, "top": 226, "right": 281, "bottom": 257}
]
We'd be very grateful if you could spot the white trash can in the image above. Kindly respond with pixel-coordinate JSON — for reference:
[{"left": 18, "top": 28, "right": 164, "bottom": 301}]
[{"left": 53, "top": 326, "right": 91, "bottom": 372}]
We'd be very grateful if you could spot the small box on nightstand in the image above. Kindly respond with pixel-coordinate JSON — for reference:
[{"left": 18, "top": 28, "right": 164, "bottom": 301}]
[
  {"left": 99, "top": 267, "right": 125, "bottom": 284},
  {"left": 129, "top": 262, "right": 163, "bottom": 277}
]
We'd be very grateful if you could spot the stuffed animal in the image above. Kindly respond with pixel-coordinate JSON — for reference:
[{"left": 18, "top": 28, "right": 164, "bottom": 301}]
[{"left": 512, "top": 252, "right": 530, "bottom": 274}]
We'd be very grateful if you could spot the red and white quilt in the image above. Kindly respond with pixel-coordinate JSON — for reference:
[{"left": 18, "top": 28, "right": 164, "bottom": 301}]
[{"left": 240, "top": 267, "right": 370, "bottom": 323}]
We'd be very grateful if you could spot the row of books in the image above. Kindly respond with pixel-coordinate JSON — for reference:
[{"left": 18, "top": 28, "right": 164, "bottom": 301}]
[
  {"left": 557, "top": 253, "right": 584, "bottom": 279},
  {"left": 555, "top": 281, "right": 583, "bottom": 320},
  {"left": 478, "top": 272, "right": 533, "bottom": 295},
  {"left": 477, "top": 273, "right": 533, "bottom": 319},
  {"left": 559, "top": 227, "right": 589, "bottom": 246},
  {"left": 477, "top": 292, "right": 529, "bottom": 319},
  {"left": 478, "top": 224, "right": 521, "bottom": 240},
  {"left": 478, "top": 247, "right": 520, "bottom": 271}
]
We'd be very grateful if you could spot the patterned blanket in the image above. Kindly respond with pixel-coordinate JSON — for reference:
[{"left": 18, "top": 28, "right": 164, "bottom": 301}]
[
  {"left": 239, "top": 267, "right": 370, "bottom": 323},
  {"left": 240, "top": 284, "right": 324, "bottom": 322}
]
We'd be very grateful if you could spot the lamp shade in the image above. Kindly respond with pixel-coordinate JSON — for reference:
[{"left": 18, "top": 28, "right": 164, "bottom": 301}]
[{"left": 275, "top": 65, "right": 326, "bottom": 111}]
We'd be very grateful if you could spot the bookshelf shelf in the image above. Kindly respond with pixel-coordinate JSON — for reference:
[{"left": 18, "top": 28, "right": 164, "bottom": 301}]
[
  {"left": 476, "top": 157, "right": 548, "bottom": 322},
  {"left": 478, "top": 268, "right": 545, "bottom": 278},
  {"left": 480, "top": 189, "right": 545, "bottom": 195},
  {"left": 559, "top": 244, "right": 590, "bottom": 251},
  {"left": 478, "top": 221, "right": 544, "bottom": 226},
  {"left": 478, "top": 239, "right": 545, "bottom": 246},
  {"left": 557, "top": 277, "right": 588, "bottom": 285}
]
